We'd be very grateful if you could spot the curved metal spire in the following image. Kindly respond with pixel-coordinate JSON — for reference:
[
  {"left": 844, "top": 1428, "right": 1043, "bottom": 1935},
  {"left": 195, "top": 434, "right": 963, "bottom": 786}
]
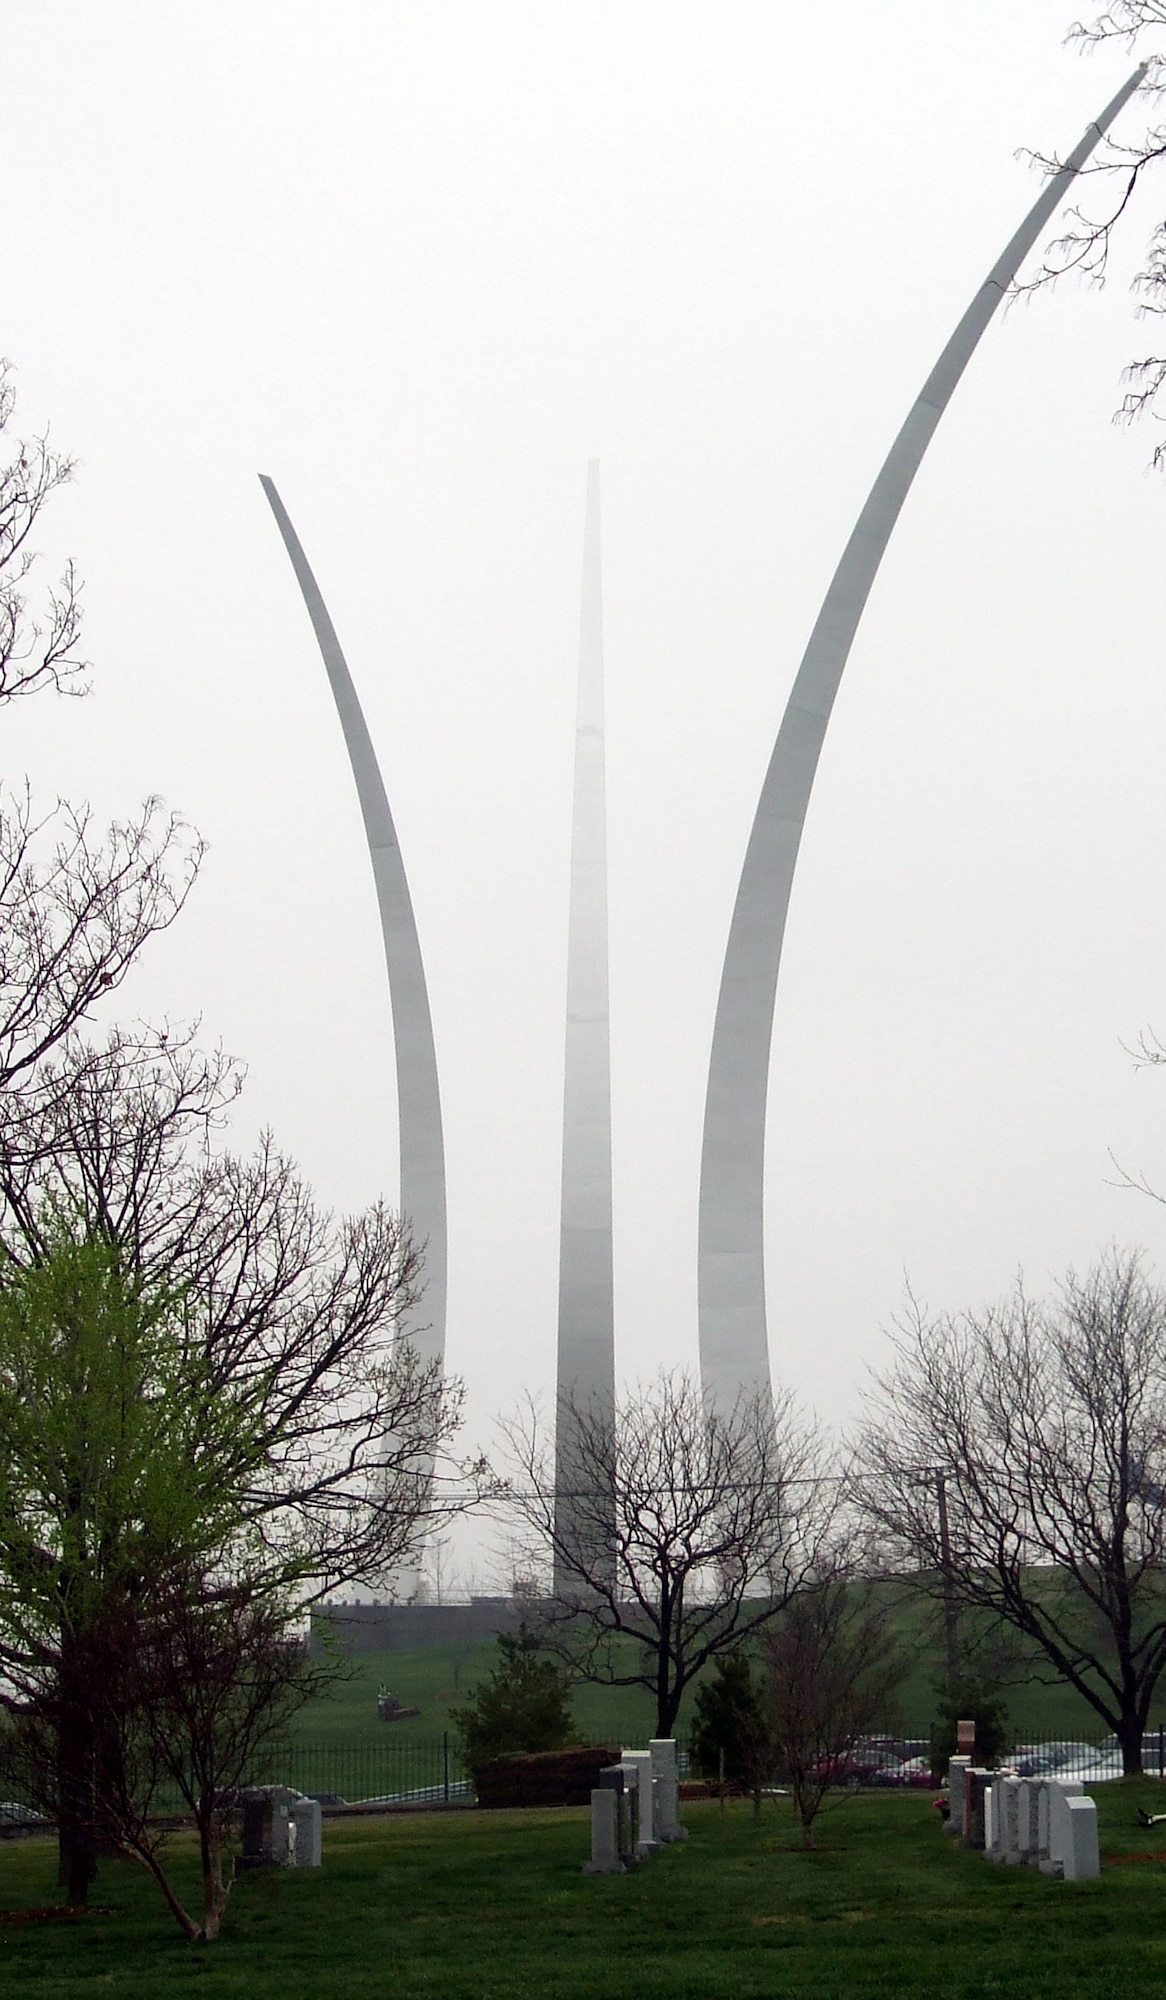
[
  {"left": 260, "top": 477, "right": 447, "bottom": 1370},
  {"left": 698, "top": 69, "right": 1145, "bottom": 1407}
]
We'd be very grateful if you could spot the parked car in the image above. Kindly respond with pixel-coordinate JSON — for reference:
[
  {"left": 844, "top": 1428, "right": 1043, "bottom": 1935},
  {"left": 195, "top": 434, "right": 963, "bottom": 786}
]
[{"left": 1012, "top": 1741, "right": 1119, "bottom": 1784}]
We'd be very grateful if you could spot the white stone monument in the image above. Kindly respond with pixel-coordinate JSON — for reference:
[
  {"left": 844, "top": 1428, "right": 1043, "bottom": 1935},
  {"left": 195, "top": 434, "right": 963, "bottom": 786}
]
[
  {"left": 946, "top": 1756, "right": 970, "bottom": 1837},
  {"left": 290, "top": 1796, "right": 322, "bottom": 1868},
  {"left": 649, "top": 1739, "right": 685, "bottom": 1843},
  {"left": 1041, "top": 1780, "right": 1086, "bottom": 1877},
  {"left": 1016, "top": 1778, "right": 1040, "bottom": 1864},
  {"left": 1060, "top": 1795, "right": 1100, "bottom": 1881},
  {"left": 621, "top": 1751, "right": 660, "bottom": 1858},
  {"left": 582, "top": 1787, "right": 625, "bottom": 1875},
  {"left": 1038, "top": 1779, "right": 1083, "bottom": 1876}
]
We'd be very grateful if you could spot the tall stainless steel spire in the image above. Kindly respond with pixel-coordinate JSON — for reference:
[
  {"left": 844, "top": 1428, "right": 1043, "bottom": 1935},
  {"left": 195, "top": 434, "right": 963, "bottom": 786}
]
[
  {"left": 555, "top": 462, "right": 615, "bottom": 1559},
  {"left": 697, "top": 70, "right": 1145, "bottom": 1407},
  {"left": 260, "top": 477, "right": 447, "bottom": 1371}
]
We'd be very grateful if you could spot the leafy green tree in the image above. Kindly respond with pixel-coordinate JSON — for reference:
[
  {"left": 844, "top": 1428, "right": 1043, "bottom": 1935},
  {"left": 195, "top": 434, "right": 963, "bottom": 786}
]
[
  {"left": 0, "top": 1224, "right": 265, "bottom": 1905},
  {"left": 0, "top": 363, "right": 467, "bottom": 1930},
  {"left": 450, "top": 1625, "right": 578, "bottom": 1769},
  {"left": 691, "top": 1653, "right": 773, "bottom": 1818}
]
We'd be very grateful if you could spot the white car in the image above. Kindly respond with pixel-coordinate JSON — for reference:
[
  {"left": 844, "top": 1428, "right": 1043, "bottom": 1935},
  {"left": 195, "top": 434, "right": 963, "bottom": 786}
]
[{"left": 1012, "top": 1742, "right": 1119, "bottom": 1784}]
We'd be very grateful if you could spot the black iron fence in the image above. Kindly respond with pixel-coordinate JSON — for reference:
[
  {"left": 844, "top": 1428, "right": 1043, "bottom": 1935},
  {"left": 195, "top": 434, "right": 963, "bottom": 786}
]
[
  {"left": 269, "top": 1733, "right": 472, "bottom": 1804},
  {"left": 6, "top": 1728, "right": 1166, "bottom": 1828}
]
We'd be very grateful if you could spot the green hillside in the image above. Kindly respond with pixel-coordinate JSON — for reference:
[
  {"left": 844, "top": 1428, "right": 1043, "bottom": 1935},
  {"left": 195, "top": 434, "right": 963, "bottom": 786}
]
[{"left": 294, "top": 1578, "right": 1158, "bottom": 1756}]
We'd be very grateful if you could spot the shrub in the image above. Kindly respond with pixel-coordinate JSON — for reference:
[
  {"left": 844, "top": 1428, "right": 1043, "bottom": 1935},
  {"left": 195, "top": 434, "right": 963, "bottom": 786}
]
[
  {"left": 449, "top": 1624, "right": 577, "bottom": 1769},
  {"left": 930, "top": 1676, "right": 1010, "bottom": 1775},
  {"left": 691, "top": 1653, "right": 772, "bottom": 1804}
]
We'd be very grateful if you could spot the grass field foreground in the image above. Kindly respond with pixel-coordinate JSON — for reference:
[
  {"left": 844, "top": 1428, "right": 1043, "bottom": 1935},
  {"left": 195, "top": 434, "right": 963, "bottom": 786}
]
[{"left": 7, "top": 1786, "right": 1166, "bottom": 1997}]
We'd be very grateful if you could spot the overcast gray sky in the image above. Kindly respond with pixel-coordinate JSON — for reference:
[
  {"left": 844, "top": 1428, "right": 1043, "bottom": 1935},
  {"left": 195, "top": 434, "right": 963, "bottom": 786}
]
[{"left": 5, "top": 4, "right": 1166, "bottom": 1523}]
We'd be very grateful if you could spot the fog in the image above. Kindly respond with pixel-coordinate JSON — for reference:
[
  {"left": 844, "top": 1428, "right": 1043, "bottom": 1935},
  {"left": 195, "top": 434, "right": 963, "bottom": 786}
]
[{"left": 4, "top": 6, "right": 1166, "bottom": 1576}]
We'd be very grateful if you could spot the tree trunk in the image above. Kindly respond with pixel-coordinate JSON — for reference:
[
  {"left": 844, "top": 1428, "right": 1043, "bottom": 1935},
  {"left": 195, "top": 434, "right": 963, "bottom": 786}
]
[
  {"left": 56, "top": 1683, "right": 96, "bottom": 1908},
  {"left": 199, "top": 1810, "right": 231, "bottom": 1941},
  {"left": 655, "top": 1644, "right": 677, "bottom": 1739},
  {"left": 1118, "top": 1712, "right": 1145, "bottom": 1778},
  {"left": 131, "top": 1842, "right": 201, "bottom": 1940}
]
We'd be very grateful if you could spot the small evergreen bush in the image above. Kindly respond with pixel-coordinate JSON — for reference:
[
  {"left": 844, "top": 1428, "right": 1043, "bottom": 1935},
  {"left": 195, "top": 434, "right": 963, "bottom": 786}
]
[
  {"left": 449, "top": 1624, "right": 578, "bottom": 1769},
  {"left": 691, "top": 1653, "right": 772, "bottom": 1796},
  {"left": 930, "top": 1676, "right": 1010, "bottom": 1775}
]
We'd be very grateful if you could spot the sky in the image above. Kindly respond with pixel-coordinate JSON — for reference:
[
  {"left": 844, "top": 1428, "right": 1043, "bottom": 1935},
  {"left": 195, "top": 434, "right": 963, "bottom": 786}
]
[{"left": 4, "top": 2, "right": 1166, "bottom": 1583}]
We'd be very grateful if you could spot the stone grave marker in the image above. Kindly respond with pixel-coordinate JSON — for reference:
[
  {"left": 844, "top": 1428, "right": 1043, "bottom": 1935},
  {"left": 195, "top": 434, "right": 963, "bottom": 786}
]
[
  {"left": 621, "top": 1750, "right": 660, "bottom": 1858},
  {"left": 1016, "top": 1778, "right": 1040, "bottom": 1864},
  {"left": 290, "top": 1796, "right": 322, "bottom": 1868},
  {"left": 946, "top": 1756, "right": 970, "bottom": 1837},
  {"left": 238, "top": 1786, "right": 300, "bottom": 1869},
  {"left": 1039, "top": 1779, "right": 1083, "bottom": 1876},
  {"left": 1060, "top": 1795, "right": 1100, "bottom": 1881},
  {"left": 649, "top": 1739, "right": 685, "bottom": 1843},
  {"left": 582, "top": 1785, "right": 625, "bottom": 1875}
]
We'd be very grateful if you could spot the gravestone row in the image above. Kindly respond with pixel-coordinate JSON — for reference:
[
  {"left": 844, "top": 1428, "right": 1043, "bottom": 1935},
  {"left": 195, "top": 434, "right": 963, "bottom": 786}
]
[
  {"left": 238, "top": 1785, "right": 323, "bottom": 1869},
  {"left": 583, "top": 1740, "right": 686, "bottom": 1875},
  {"left": 946, "top": 1758, "right": 1098, "bottom": 1880}
]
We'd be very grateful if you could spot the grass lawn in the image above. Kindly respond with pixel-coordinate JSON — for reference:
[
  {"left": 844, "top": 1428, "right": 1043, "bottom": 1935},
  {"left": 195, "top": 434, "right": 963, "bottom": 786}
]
[
  {"left": 7, "top": 1785, "right": 1166, "bottom": 1997},
  {"left": 299, "top": 1587, "right": 1160, "bottom": 1755},
  {"left": 298, "top": 1638, "right": 661, "bottom": 1749}
]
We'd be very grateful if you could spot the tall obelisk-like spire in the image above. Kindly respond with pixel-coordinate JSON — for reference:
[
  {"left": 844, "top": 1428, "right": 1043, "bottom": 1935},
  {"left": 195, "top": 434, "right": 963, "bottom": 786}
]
[{"left": 554, "top": 462, "right": 615, "bottom": 1571}]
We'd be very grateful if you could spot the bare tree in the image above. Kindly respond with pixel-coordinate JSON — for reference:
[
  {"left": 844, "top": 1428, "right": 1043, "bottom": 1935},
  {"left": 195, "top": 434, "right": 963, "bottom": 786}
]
[
  {"left": 0, "top": 361, "right": 86, "bottom": 707},
  {"left": 4, "top": 1573, "right": 334, "bottom": 1941},
  {"left": 854, "top": 1252, "right": 1166, "bottom": 1775},
  {"left": 1021, "top": 13, "right": 1166, "bottom": 458},
  {"left": 0, "top": 363, "right": 202, "bottom": 1096},
  {"left": 765, "top": 1575, "right": 906, "bottom": 1848},
  {"left": 0, "top": 1025, "right": 474, "bottom": 1594},
  {"left": 498, "top": 1372, "right": 837, "bottom": 1738},
  {"left": 105, "top": 1577, "right": 333, "bottom": 1941},
  {"left": 0, "top": 794, "right": 203, "bottom": 1099}
]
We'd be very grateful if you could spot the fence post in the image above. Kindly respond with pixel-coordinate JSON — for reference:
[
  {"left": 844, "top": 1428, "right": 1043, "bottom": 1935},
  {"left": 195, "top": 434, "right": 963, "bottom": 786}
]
[{"left": 443, "top": 1731, "right": 450, "bottom": 1803}]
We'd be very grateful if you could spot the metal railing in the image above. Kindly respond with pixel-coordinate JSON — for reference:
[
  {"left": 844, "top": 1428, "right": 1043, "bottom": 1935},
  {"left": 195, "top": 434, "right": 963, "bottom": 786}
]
[
  {"left": 268, "top": 1733, "right": 471, "bottom": 1804},
  {"left": 6, "top": 1727, "right": 1165, "bottom": 1828}
]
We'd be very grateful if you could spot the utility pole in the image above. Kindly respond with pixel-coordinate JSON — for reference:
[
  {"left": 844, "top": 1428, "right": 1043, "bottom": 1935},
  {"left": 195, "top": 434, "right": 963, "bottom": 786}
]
[{"left": 934, "top": 1469, "right": 960, "bottom": 1689}]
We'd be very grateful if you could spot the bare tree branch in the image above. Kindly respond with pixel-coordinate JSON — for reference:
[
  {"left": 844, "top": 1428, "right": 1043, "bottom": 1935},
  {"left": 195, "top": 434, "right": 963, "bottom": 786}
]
[
  {"left": 0, "top": 362, "right": 87, "bottom": 707},
  {"left": 0, "top": 789, "right": 204, "bottom": 1095},
  {"left": 1018, "top": 12, "right": 1166, "bottom": 457},
  {"left": 496, "top": 1372, "right": 839, "bottom": 1737},
  {"left": 853, "top": 1251, "right": 1166, "bottom": 1774}
]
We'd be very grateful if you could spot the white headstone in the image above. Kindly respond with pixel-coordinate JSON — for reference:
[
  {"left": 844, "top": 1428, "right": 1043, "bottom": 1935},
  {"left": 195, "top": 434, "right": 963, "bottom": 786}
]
[
  {"left": 1002, "top": 1777, "right": 1023, "bottom": 1864},
  {"left": 621, "top": 1751, "right": 660, "bottom": 1857},
  {"left": 946, "top": 1757, "right": 970, "bottom": 1837},
  {"left": 1060, "top": 1795, "right": 1100, "bottom": 1881},
  {"left": 582, "top": 1787, "right": 625, "bottom": 1875},
  {"left": 290, "top": 1796, "right": 322, "bottom": 1868},
  {"left": 1041, "top": 1780, "right": 1084, "bottom": 1877},
  {"left": 1016, "top": 1778, "right": 1039, "bottom": 1862},
  {"left": 649, "top": 1739, "right": 686, "bottom": 1843}
]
